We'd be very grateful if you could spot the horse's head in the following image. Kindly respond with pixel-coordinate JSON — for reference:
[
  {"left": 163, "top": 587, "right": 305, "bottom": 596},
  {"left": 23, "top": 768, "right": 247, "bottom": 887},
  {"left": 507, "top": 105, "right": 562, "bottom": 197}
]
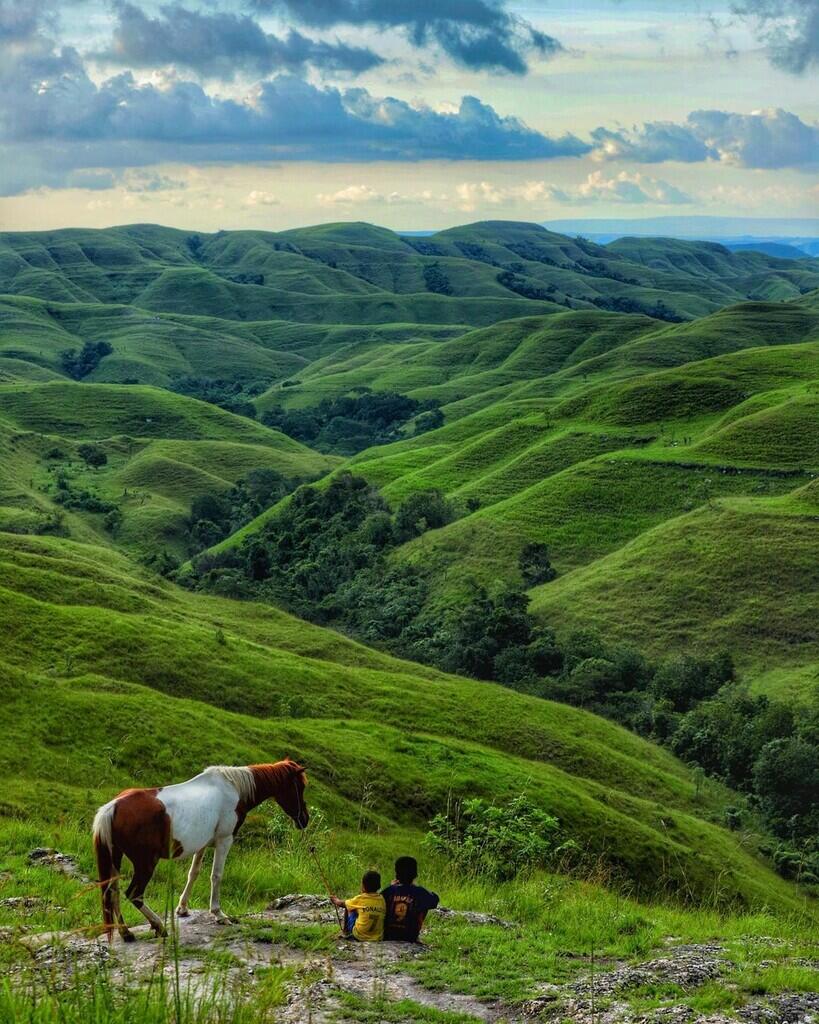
[{"left": 278, "top": 759, "right": 309, "bottom": 830}]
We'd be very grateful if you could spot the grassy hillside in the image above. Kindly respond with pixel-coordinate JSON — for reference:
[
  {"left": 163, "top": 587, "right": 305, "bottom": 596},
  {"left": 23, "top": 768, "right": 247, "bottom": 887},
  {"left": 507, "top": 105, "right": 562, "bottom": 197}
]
[
  {"left": 255, "top": 293, "right": 819, "bottom": 420},
  {"left": 529, "top": 493, "right": 819, "bottom": 668},
  {"left": 0, "top": 294, "right": 465, "bottom": 388},
  {"left": 0, "top": 381, "right": 337, "bottom": 558},
  {"left": 0, "top": 529, "right": 803, "bottom": 910}
]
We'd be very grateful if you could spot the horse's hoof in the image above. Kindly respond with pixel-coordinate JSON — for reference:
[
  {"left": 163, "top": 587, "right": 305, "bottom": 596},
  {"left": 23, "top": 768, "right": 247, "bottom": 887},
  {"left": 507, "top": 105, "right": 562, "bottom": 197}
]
[
  {"left": 211, "top": 913, "right": 231, "bottom": 925},
  {"left": 154, "top": 928, "right": 168, "bottom": 939},
  {"left": 121, "top": 931, "right": 136, "bottom": 944},
  {"left": 176, "top": 907, "right": 189, "bottom": 918}
]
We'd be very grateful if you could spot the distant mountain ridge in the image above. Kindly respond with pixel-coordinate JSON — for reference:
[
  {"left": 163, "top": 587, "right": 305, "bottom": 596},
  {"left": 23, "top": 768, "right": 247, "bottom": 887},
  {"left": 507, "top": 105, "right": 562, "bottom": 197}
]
[{"left": 543, "top": 216, "right": 819, "bottom": 257}]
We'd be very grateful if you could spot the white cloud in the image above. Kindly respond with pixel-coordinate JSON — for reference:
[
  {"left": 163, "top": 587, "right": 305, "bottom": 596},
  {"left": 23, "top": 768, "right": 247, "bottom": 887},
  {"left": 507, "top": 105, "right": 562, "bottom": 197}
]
[
  {"left": 454, "top": 181, "right": 507, "bottom": 211},
  {"left": 450, "top": 172, "right": 690, "bottom": 211},
  {"left": 576, "top": 171, "right": 692, "bottom": 205},
  {"left": 317, "top": 184, "right": 382, "bottom": 204},
  {"left": 243, "top": 189, "right": 280, "bottom": 206},
  {"left": 702, "top": 182, "right": 811, "bottom": 209},
  {"left": 591, "top": 108, "right": 819, "bottom": 171},
  {"left": 316, "top": 184, "right": 448, "bottom": 206}
]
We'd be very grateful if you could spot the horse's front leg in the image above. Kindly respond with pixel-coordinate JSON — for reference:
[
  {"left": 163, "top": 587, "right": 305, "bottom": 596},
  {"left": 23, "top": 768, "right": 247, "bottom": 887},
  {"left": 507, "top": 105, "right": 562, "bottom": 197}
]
[
  {"left": 176, "top": 848, "right": 206, "bottom": 917},
  {"left": 209, "top": 835, "right": 234, "bottom": 924}
]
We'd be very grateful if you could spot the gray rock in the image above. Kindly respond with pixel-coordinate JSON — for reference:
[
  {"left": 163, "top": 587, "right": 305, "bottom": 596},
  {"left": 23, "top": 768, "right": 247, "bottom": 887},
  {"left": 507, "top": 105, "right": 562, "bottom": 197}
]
[
  {"left": 573, "top": 945, "right": 727, "bottom": 996},
  {"left": 27, "top": 848, "right": 87, "bottom": 882},
  {"left": 0, "top": 896, "right": 64, "bottom": 913},
  {"left": 434, "top": 906, "right": 516, "bottom": 929}
]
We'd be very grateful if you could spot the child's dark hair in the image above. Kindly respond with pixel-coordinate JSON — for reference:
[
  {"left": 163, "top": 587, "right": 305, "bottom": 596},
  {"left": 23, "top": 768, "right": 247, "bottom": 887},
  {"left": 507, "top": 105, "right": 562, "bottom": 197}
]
[
  {"left": 395, "top": 856, "right": 418, "bottom": 885},
  {"left": 362, "top": 870, "right": 381, "bottom": 893}
]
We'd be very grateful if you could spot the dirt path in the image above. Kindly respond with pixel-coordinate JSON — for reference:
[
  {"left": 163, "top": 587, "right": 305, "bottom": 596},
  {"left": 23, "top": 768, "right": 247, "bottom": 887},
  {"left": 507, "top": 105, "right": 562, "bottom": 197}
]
[{"left": 20, "top": 896, "right": 519, "bottom": 1022}]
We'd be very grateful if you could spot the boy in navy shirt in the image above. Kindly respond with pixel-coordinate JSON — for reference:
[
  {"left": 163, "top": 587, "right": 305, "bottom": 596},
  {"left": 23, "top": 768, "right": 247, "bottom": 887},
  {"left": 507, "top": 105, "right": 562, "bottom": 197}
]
[{"left": 381, "top": 856, "right": 439, "bottom": 943}]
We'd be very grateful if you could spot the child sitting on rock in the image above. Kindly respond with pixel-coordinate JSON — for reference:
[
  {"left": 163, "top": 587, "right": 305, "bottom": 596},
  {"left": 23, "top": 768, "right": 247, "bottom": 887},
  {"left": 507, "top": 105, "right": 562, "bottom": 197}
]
[
  {"left": 330, "top": 870, "right": 385, "bottom": 941},
  {"left": 381, "top": 856, "right": 439, "bottom": 943}
]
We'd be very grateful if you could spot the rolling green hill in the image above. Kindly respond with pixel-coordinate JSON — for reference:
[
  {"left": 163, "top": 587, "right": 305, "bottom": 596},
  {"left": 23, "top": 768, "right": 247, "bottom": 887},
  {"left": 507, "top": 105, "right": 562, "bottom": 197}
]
[
  {"left": 529, "top": 494, "right": 819, "bottom": 668},
  {"left": 1, "top": 222, "right": 817, "bottom": 390},
  {"left": 0, "top": 380, "right": 337, "bottom": 557}
]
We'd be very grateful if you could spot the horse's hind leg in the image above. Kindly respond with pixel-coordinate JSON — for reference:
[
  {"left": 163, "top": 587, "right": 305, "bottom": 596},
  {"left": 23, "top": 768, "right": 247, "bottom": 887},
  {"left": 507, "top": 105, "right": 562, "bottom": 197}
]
[
  {"left": 126, "top": 856, "right": 167, "bottom": 938},
  {"left": 111, "top": 848, "right": 135, "bottom": 943}
]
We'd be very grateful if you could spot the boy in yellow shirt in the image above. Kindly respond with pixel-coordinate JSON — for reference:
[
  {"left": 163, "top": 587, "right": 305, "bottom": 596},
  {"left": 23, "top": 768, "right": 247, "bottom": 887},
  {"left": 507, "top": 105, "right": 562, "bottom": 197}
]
[{"left": 330, "top": 870, "right": 385, "bottom": 941}]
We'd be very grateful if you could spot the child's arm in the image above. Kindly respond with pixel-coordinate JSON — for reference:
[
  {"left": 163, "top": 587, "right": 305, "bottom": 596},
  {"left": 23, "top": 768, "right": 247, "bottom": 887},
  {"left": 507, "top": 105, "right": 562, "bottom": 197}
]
[
  {"left": 419, "top": 886, "right": 440, "bottom": 909},
  {"left": 329, "top": 895, "right": 347, "bottom": 908}
]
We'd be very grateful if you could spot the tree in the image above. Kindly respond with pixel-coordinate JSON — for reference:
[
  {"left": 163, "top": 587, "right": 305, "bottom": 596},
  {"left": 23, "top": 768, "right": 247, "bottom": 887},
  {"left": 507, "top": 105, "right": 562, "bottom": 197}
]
[
  {"left": 190, "top": 493, "right": 231, "bottom": 528},
  {"left": 649, "top": 654, "right": 733, "bottom": 712},
  {"left": 753, "top": 737, "right": 819, "bottom": 840},
  {"left": 448, "top": 587, "right": 535, "bottom": 680},
  {"left": 518, "top": 542, "right": 556, "bottom": 587},
  {"left": 414, "top": 409, "right": 444, "bottom": 435},
  {"left": 394, "top": 490, "right": 454, "bottom": 541},
  {"left": 61, "top": 341, "right": 113, "bottom": 380},
  {"left": 247, "top": 544, "right": 272, "bottom": 582},
  {"left": 244, "top": 468, "right": 286, "bottom": 507},
  {"left": 77, "top": 443, "right": 107, "bottom": 468}
]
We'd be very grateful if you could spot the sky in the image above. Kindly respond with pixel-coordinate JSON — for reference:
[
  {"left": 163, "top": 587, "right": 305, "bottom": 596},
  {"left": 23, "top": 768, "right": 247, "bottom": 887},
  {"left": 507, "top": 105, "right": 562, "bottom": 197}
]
[{"left": 0, "top": 0, "right": 816, "bottom": 231}]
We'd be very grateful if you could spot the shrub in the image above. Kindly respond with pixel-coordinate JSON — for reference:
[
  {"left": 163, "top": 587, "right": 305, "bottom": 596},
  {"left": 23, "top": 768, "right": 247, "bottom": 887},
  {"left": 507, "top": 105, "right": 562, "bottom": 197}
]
[
  {"left": 77, "top": 443, "right": 107, "bottom": 468},
  {"left": 425, "top": 795, "right": 563, "bottom": 881},
  {"left": 518, "top": 542, "right": 556, "bottom": 587},
  {"left": 772, "top": 844, "right": 819, "bottom": 885},
  {"left": 414, "top": 408, "right": 445, "bottom": 435},
  {"left": 393, "top": 489, "right": 455, "bottom": 541}
]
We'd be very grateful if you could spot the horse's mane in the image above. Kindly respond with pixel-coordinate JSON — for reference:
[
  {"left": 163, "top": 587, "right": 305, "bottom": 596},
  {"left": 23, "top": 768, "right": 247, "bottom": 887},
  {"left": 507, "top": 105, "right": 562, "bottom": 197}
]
[
  {"left": 203, "top": 760, "right": 305, "bottom": 802},
  {"left": 248, "top": 759, "right": 307, "bottom": 793},
  {"left": 203, "top": 765, "right": 257, "bottom": 801}
]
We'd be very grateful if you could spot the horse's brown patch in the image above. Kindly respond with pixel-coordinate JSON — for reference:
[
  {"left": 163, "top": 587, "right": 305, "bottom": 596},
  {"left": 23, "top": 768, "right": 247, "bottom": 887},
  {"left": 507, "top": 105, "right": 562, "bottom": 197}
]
[
  {"left": 111, "top": 788, "right": 171, "bottom": 860},
  {"left": 171, "top": 839, "right": 184, "bottom": 859}
]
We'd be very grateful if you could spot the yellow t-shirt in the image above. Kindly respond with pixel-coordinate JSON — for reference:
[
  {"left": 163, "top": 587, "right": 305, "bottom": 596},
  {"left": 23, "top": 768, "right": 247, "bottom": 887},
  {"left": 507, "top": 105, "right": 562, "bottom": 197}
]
[{"left": 345, "top": 892, "right": 386, "bottom": 941}]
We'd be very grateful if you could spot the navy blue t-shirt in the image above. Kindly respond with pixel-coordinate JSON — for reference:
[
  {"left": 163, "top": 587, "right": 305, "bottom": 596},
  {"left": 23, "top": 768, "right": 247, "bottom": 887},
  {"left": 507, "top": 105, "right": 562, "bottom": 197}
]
[{"left": 381, "top": 883, "right": 440, "bottom": 942}]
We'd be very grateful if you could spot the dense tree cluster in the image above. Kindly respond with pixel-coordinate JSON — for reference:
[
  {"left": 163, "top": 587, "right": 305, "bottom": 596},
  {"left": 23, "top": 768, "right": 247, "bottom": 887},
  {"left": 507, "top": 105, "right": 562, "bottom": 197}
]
[
  {"left": 170, "top": 376, "right": 270, "bottom": 418},
  {"left": 185, "top": 468, "right": 297, "bottom": 552},
  {"left": 496, "top": 270, "right": 555, "bottom": 301},
  {"left": 591, "top": 295, "right": 685, "bottom": 322},
  {"left": 422, "top": 262, "right": 453, "bottom": 295},
  {"left": 60, "top": 340, "right": 113, "bottom": 380},
  {"left": 261, "top": 391, "right": 443, "bottom": 455},
  {"left": 542, "top": 633, "right": 819, "bottom": 880}
]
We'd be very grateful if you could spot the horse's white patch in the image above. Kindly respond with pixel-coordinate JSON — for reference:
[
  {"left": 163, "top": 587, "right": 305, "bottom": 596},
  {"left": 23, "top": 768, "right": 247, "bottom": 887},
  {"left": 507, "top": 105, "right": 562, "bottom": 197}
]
[{"left": 158, "top": 769, "right": 246, "bottom": 859}]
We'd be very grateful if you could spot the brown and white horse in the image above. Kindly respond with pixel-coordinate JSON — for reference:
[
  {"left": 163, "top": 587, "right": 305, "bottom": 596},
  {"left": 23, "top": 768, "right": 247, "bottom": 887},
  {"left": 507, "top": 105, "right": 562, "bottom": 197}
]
[{"left": 92, "top": 760, "right": 308, "bottom": 942}]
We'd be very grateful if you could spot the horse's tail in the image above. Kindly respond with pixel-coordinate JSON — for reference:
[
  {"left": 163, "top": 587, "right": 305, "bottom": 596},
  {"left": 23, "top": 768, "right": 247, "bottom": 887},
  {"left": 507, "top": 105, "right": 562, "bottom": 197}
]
[{"left": 92, "top": 800, "right": 118, "bottom": 940}]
